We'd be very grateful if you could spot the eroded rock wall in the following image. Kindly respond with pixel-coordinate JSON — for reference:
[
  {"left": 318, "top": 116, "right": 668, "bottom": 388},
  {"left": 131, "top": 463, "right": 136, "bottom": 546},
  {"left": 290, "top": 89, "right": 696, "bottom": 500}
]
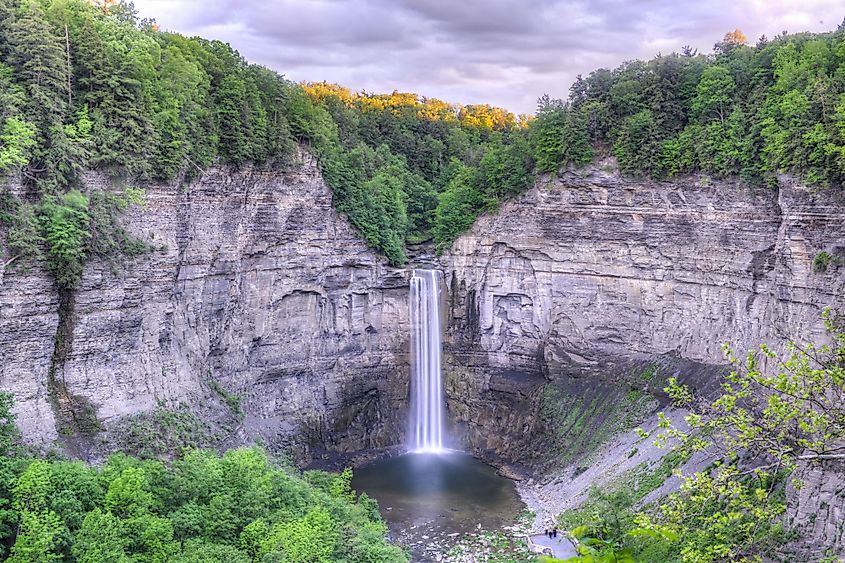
[
  {"left": 443, "top": 169, "right": 845, "bottom": 461},
  {"left": 0, "top": 154, "right": 410, "bottom": 461},
  {"left": 3, "top": 158, "right": 845, "bottom": 475}
]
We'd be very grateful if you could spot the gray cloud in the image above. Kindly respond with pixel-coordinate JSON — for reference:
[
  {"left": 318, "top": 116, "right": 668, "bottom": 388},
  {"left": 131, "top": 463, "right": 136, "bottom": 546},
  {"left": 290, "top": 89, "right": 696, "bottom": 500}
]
[{"left": 133, "top": 0, "right": 842, "bottom": 114}]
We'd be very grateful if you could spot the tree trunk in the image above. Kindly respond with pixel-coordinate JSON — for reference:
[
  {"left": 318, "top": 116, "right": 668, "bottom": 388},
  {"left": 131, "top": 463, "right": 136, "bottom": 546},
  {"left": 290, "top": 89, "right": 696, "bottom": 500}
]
[
  {"left": 0, "top": 253, "right": 22, "bottom": 286},
  {"left": 65, "top": 24, "right": 72, "bottom": 107}
]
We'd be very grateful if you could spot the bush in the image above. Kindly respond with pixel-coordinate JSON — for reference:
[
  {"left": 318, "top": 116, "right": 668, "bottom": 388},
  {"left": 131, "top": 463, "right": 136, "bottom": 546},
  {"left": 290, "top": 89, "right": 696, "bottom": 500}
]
[
  {"left": 38, "top": 190, "right": 90, "bottom": 289},
  {"left": 813, "top": 250, "right": 833, "bottom": 273},
  {"left": 0, "top": 392, "right": 406, "bottom": 563}
]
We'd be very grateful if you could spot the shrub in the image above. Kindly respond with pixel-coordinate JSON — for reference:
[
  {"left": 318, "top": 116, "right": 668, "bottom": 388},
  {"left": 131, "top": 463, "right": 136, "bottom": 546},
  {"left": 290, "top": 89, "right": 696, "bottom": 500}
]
[{"left": 813, "top": 250, "right": 833, "bottom": 273}]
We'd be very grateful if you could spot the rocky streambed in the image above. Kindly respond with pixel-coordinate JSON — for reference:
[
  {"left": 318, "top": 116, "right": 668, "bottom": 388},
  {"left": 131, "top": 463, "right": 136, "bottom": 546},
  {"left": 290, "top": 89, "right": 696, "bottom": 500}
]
[{"left": 351, "top": 451, "right": 526, "bottom": 561}]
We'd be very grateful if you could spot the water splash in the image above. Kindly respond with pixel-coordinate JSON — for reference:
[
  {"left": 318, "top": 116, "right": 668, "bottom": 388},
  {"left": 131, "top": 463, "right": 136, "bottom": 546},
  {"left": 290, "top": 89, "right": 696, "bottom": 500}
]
[{"left": 409, "top": 269, "right": 445, "bottom": 453}]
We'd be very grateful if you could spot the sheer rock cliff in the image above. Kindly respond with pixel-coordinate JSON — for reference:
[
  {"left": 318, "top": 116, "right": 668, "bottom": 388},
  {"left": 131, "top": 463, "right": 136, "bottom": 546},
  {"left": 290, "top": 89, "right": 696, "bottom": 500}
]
[
  {"left": 0, "top": 154, "right": 410, "bottom": 461},
  {"left": 2, "top": 160, "right": 845, "bottom": 506},
  {"left": 442, "top": 168, "right": 845, "bottom": 463}
]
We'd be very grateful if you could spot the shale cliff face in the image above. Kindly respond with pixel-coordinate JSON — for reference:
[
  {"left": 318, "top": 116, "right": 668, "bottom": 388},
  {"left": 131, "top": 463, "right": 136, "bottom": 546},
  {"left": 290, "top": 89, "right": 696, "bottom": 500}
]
[
  {"left": 0, "top": 154, "right": 410, "bottom": 460},
  {"left": 442, "top": 168, "right": 845, "bottom": 462},
  {"left": 3, "top": 158, "right": 845, "bottom": 476}
]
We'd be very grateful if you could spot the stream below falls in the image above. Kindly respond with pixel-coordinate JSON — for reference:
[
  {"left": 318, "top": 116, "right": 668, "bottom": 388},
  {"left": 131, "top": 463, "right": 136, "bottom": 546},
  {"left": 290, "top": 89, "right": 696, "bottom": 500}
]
[{"left": 351, "top": 451, "right": 525, "bottom": 559}]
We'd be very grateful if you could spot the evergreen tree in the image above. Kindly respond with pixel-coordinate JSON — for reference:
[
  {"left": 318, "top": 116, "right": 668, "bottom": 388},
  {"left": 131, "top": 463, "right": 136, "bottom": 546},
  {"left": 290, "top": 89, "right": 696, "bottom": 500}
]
[
  {"left": 215, "top": 74, "right": 249, "bottom": 165},
  {"left": 4, "top": 0, "right": 75, "bottom": 190}
]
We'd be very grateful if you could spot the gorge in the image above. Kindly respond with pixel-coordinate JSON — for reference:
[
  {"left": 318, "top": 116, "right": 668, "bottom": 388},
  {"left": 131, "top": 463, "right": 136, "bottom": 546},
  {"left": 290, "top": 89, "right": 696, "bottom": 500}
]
[
  {"left": 2, "top": 152, "right": 844, "bottom": 558},
  {"left": 2, "top": 2, "right": 845, "bottom": 559}
]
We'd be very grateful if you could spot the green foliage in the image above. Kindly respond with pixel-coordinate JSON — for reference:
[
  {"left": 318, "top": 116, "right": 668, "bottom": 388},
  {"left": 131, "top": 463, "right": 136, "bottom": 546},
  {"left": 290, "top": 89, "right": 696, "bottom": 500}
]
[
  {"left": 564, "top": 311, "right": 845, "bottom": 562},
  {"left": 207, "top": 378, "right": 243, "bottom": 420},
  {"left": 433, "top": 163, "right": 496, "bottom": 252},
  {"left": 0, "top": 392, "right": 18, "bottom": 457},
  {"left": 2, "top": 195, "right": 41, "bottom": 265},
  {"left": 0, "top": 116, "right": 36, "bottom": 170},
  {"left": 540, "top": 377, "right": 660, "bottom": 466},
  {"left": 86, "top": 190, "right": 148, "bottom": 258},
  {"left": 812, "top": 250, "right": 833, "bottom": 272},
  {"left": 9, "top": 1, "right": 845, "bottom": 268},
  {"left": 0, "top": 0, "right": 300, "bottom": 281},
  {"left": 658, "top": 310, "right": 845, "bottom": 473},
  {"left": 691, "top": 66, "right": 736, "bottom": 123},
  {"left": 614, "top": 110, "right": 660, "bottom": 176},
  {"left": 0, "top": 0, "right": 537, "bottom": 263},
  {"left": 114, "top": 405, "right": 214, "bottom": 460},
  {"left": 0, "top": 0, "right": 540, "bottom": 263},
  {"left": 259, "top": 507, "right": 339, "bottom": 562},
  {"left": 38, "top": 190, "right": 90, "bottom": 289},
  {"left": 534, "top": 27, "right": 845, "bottom": 188},
  {"left": 300, "top": 83, "right": 536, "bottom": 257},
  {"left": 0, "top": 393, "right": 406, "bottom": 562},
  {"left": 0, "top": 401, "right": 26, "bottom": 560},
  {"left": 0, "top": 185, "right": 146, "bottom": 287},
  {"left": 557, "top": 452, "right": 687, "bottom": 563}
]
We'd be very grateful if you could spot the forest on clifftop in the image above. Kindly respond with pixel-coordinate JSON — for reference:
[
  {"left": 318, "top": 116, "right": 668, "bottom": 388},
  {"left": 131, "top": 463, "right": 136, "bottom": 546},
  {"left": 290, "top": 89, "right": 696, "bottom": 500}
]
[
  {"left": 1, "top": 1, "right": 845, "bottom": 285},
  {"left": 0, "top": 2, "right": 844, "bottom": 562}
]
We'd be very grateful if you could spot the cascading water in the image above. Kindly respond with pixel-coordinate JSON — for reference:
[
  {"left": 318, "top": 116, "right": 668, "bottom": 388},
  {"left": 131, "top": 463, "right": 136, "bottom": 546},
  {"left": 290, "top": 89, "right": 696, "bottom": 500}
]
[
  {"left": 354, "top": 269, "right": 527, "bottom": 559},
  {"left": 408, "top": 269, "right": 445, "bottom": 453}
]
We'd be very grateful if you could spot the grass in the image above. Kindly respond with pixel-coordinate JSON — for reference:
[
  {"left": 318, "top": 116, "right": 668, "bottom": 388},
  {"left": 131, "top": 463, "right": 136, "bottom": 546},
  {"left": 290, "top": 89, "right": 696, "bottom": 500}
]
[
  {"left": 208, "top": 376, "right": 244, "bottom": 420},
  {"left": 539, "top": 367, "right": 662, "bottom": 466},
  {"left": 112, "top": 403, "right": 215, "bottom": 459}
]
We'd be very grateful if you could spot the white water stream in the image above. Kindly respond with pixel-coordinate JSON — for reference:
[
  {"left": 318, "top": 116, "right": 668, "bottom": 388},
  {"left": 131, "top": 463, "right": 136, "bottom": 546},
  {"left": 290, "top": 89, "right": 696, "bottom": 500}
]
[{"left": 408, "top": 269, "right": 445, "bottom": 452}]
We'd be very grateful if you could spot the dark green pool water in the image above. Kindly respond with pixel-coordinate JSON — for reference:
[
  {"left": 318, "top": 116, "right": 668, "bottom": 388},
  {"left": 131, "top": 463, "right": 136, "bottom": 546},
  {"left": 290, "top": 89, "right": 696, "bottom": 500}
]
[{"left": 351, "top": 451, "right": 525, "bottom": 558}]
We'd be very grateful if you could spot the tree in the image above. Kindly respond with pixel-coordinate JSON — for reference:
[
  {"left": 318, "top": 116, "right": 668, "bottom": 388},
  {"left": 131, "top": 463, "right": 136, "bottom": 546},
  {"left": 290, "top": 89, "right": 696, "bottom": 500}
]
[
  {"left": 530, "top": 95, "right": 568, "bottom": 173},
  {"left": 122, "top": 513, "right": 177, "bottom": 562},
  {"left": 72, "top": 509, "right": 129, "bottom": 563},
  {"left": 4, "top": 0, "right": 75, "bottom": 190},
  {"left": 715, "top": 29, "right": 748, "bottom": 55},
  {"left": 259, "top": 508, "right": 339, "bottom": 563},
  {"left": 38, "top": 190, "right": 90, "bottom": 289},
  {"left": 0, "top": 116, "right": 36, "bottom": 170},
  {"left": 635, "top": 310, "right": 845, "bottom": 561},
  {"left": 476, "top": 135, "right": 534, "bottom": 199},
  {"left": 433, "top": 164, "right": 494, "bottom": 251},
  {"left": 7, "top": 509, "right": 64, "bottom": 563},
  {"left": 104, "top": 467, "right": 154, "bottom": 519},
  {"left": 692, "top": 66, "right": 736, "bottom": 124},
  {"left": 4, "top": 0, "right": 68, "bottom": 127},
  {"left": 723, "top": 29, "right": 748, "bottom": 47},
  {"left": 171, "top": 540, "right": 249, "bottom": 563},
  {"left": 681, "top": 45, "right": 698, "bottom": 57},
  {"left": 8, "top": 461, "right": 66, "bottom": 563},
  {"left": 2, "top": 199, "right": 41, "bottom": 283},
  {"left": 613, "top": 110, "right": 660, "bottom": 176},
  {"left": 215, "top": 74, "right": 249, "bottom": 165}
]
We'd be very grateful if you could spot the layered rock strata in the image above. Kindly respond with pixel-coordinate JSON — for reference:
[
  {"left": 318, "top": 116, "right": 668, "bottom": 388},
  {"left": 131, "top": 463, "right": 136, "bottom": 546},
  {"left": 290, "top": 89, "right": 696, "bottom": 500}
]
[
  {"left": 0, "top": 155, "right": 410, "bottom": 461},
  {"left": 443, "top": 169, "right": 845, "bottom": 461}
]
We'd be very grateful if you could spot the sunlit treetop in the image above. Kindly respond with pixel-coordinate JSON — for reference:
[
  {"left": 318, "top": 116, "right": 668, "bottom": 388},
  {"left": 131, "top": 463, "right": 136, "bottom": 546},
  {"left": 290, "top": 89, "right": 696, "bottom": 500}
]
[
  {"left": 301, "top": 81, "right": 520, "bottom": 131},
  {"left": 722, "top": 28, "right": 748, "bottom": 46}
]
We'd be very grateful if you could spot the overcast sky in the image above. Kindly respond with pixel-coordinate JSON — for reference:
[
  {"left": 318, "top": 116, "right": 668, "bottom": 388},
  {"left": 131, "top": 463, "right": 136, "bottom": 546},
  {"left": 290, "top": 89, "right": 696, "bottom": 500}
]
[{"left": 132, "top": 0, "right": 843, "bottom": 114}]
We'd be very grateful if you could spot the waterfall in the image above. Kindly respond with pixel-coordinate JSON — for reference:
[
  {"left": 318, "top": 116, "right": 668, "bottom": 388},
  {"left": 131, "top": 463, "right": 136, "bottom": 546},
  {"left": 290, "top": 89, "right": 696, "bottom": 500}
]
[{"left": 409, "top": 269, "right": 445, "bottom": 453}]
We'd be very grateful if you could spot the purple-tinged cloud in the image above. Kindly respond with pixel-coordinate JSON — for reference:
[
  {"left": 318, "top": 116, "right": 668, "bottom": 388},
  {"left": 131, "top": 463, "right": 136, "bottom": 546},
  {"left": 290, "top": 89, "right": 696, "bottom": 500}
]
[{"left": 132, "top": 0, "right": 843, "bottom": 113}]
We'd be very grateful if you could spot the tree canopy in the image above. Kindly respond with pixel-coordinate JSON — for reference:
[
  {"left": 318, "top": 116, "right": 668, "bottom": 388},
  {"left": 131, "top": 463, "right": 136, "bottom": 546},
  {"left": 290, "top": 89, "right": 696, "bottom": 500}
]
[
  {"left": 1, "top": 2, "right": 844, "bottom": 275},
  {"left": 0, "top": 393, "right": 407, "bottom": 562},
  {"left": 531, "top": 26, "right": 845, "bottom": 188}
]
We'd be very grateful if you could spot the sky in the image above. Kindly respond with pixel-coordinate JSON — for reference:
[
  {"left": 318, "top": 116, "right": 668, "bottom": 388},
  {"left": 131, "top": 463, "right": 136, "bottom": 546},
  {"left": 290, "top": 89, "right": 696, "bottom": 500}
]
[{"left": 131, "top": 0, "right": 843, "bottom": 114}]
